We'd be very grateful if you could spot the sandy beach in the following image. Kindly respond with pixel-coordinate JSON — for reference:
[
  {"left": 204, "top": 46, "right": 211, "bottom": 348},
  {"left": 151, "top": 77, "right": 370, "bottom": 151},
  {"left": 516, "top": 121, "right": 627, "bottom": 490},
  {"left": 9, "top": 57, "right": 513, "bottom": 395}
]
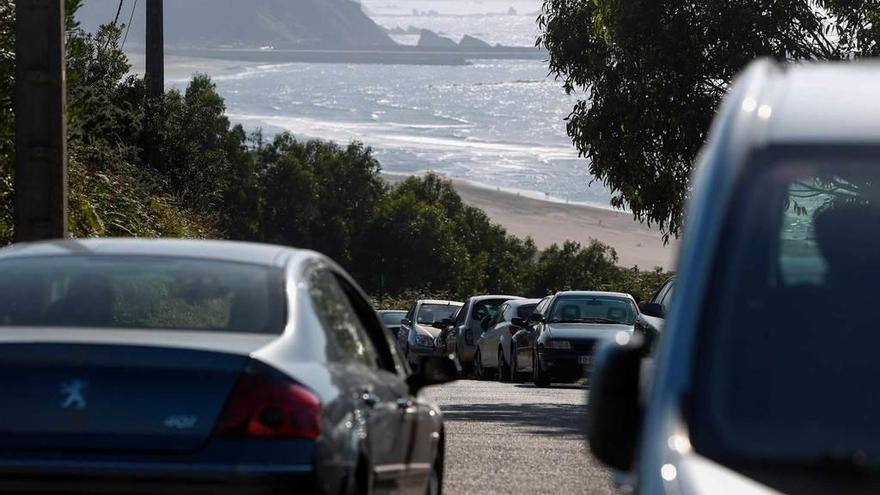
[
  {"left": 146, "top": 55, "right": 677, "bottom": 270},
  {"left": 385, "top": 174, "right": 677, "bottom": 270}
]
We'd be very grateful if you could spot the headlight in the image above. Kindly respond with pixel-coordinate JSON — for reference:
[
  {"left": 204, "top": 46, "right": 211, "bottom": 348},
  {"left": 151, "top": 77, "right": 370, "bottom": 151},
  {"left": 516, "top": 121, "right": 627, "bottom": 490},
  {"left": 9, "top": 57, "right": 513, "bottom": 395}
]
[
  {"left": 546, "top": 340, "right": 571, "bottom": 350},
  {"left": 415, "top": 334, "right": 435, "bottom": 348}
]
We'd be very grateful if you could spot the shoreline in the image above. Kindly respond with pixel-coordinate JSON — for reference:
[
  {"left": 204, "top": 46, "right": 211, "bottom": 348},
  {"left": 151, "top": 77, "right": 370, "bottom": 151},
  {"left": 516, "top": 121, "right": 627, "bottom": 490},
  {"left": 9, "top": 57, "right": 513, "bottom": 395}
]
[
  {"left": 384, "top": 173, "right": 677, "bottom": 270},
  {"left": 140, "top": 55, "right": 677, "bottom": 270}
]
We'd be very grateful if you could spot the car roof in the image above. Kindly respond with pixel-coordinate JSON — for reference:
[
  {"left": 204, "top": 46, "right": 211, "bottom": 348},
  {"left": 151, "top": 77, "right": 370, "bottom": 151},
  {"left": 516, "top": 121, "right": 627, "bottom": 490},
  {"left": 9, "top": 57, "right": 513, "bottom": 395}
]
[
  {"left": 508, "top": 298, "right": 541, "bottom": 306},
  {"left": 418, "top": 299, "right": 463, "bottom": 306},
  {"left": 469, "top": 295, "right": 523, "bottom": 303},
  {"left": 0, "top": 238, "right": 305, "bottom": 268},
  {"left": 554, "top": 291, "right": 634, "bottom": 300},
  {"left": 378, "top": 309, "right": 407, "bottom": 313},
  {"left": 708, "top": 60, "right": 880, "bottom": 173}
]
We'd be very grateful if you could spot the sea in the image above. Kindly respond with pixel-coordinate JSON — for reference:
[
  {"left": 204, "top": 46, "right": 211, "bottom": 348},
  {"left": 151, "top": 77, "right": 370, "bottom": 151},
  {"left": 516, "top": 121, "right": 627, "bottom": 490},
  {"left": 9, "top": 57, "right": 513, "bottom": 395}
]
[{"left": 173, "top": 0, "right": 612, "bottom": 208}]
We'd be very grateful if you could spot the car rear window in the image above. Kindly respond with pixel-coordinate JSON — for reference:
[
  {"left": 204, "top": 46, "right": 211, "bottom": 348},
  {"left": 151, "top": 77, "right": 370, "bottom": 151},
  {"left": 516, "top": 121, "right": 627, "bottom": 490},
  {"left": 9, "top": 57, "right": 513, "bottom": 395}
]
[
  {"left": 471, "top": 299, "right": 507, "bottom": 321},
  {"left": 0, "top": 256, "right": 284, "bottom": 334},
  {"left": 380, "top": 311, "right": 406, "bottom": 325},
  {"left": 516, "top": 304, "right": 537, "bottom": 319}
]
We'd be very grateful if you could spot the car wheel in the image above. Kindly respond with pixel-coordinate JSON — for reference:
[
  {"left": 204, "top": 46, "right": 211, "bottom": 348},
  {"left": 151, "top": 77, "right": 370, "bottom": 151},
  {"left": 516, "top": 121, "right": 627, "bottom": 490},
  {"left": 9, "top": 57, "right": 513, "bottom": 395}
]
[
  {"left": 355, "top": 454, "right": 374, "bottom": 495},
  {"left": 532, "top": 353, "right": 551, "bottom": 388},
  {"left": 474, "top": 349, "right": 484, "bottom": 380},
  {"left": 497, "top": 349, "right": 510, "bottom": 383},
  {"left": 509, "top": 349, "right": 524, "bottom": 383}
]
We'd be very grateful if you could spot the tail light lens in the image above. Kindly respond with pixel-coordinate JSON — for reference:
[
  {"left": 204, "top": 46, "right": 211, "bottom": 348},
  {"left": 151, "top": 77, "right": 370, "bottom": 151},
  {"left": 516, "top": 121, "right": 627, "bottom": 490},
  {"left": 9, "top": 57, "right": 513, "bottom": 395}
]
[
  {"left": 508, "top": 325, "right": 522, "bottom": 336},
  {"left": 214, "top": 366, "right": 321, "bottom": 440},
  {"left": 465, "top": 329, "right": 474, "bottom": 345}
]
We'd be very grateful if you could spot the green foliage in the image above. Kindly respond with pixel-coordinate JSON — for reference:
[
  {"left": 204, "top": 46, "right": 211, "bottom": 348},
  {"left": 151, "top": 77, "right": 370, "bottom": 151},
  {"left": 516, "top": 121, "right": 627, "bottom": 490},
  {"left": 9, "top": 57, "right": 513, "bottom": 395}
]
[
  {"left": 0, "top": 3, "right": 670, "bottom": 306},
  {"left": 538, "top": 0, "right": 880, "bottom": 239}
]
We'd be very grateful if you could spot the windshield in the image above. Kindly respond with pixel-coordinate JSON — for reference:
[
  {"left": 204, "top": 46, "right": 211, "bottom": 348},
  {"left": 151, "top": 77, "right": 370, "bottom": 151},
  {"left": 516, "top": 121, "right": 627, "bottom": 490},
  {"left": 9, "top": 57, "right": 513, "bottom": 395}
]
[
  {"left": 380, "top": 311, "right": 407, "bottom": 325},
  {"left": 417, "top": 304, "right": 459, "bottom": 324},
  {"left": 547, "top": 296, "right": 636, "bottom": 325},
  {"left": 692, "top": 158, "right": 880, "bottom": 465},
  {"left": 0, "top": 256, "right": 284, "bottom": 334}
]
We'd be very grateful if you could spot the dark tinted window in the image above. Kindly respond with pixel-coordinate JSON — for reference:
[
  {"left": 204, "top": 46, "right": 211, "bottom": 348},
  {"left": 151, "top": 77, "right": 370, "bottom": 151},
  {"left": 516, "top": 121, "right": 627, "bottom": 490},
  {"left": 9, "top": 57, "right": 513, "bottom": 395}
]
[
  {"left": 692, "top": 158, "right": 880, "bottom": 465},
  {"left": 516, "top": 303, "right": 538, "bottom": 319},
  {"left": 471, "top": 299, "right": 507, "bottom": 322},
  {"left": 417, "top": 304, "right": 459, "bottom": 324},
  {"left": 0, "top": 256, "right": 283, "bottom": 333},
  {"left": 454, "top": 302, "right": 469, "bottom": 325},
  {"left": 547, "top": 295, "right": 636, "bottom": 325}
]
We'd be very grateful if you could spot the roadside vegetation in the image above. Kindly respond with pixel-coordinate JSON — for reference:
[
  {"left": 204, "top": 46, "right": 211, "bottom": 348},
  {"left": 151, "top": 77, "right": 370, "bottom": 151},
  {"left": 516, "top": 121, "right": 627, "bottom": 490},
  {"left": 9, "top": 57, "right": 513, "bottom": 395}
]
[{"left": 0, "top": 2, "right": 669, "bottom": 304}]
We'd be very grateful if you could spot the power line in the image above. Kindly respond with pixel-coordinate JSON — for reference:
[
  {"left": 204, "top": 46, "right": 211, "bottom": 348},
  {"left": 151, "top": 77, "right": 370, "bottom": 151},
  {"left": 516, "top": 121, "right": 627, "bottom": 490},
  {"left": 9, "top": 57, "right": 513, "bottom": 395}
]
[
  {"left": 121, "top": 0, "right": 138, "bottom": 48},
  {"left": 113, "top": 0, "right": 124, "bottom": 25}
]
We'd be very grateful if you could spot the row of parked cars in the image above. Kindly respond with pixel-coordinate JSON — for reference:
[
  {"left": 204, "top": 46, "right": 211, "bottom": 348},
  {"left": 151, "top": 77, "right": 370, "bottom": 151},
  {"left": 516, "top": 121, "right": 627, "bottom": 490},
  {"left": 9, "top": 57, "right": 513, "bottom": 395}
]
[{"left": 381, "top": 287, "right": 676, "bottom": 388}]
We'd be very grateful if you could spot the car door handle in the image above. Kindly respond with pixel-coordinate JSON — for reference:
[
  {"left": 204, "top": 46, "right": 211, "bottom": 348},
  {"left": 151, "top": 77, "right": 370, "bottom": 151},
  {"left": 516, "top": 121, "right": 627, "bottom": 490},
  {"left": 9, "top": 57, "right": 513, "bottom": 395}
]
[
  {"left": 361, "top": 391, "right": 380, "bottom": 408},
  {"left": 396, "top": 398, "right": 413, "bottom": 410}
]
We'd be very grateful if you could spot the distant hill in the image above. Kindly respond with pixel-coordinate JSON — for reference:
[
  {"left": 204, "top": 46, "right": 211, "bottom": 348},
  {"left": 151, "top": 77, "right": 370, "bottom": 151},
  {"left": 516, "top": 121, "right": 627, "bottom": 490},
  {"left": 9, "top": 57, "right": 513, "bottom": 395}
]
[{"left": 76, "top": 0, "right": 397, "bottom": 49}]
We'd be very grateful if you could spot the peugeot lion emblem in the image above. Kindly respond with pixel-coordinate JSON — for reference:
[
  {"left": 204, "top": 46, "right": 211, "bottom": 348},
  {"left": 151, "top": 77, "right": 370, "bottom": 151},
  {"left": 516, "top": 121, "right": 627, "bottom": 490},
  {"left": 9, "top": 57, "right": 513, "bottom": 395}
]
[{"left": 60, "top": 379, "right": 88, "bottom": 409}]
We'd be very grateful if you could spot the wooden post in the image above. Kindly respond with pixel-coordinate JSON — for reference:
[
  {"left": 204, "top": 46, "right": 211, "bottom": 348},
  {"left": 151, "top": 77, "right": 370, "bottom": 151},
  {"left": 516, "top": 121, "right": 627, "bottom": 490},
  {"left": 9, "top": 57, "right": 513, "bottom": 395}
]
[
  {"left": 14, "top": 0, "right": 68, "bottom": 242},
  {"left": 145, "top": 0, "right": 164, "bottom": 170}
]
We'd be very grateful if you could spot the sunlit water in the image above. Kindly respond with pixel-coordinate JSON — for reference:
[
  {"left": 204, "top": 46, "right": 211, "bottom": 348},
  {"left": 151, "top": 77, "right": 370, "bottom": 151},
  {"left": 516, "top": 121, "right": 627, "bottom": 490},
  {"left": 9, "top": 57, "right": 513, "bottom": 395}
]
[{"left": 169, "top": 0, "right": 613, "bottom": 207}]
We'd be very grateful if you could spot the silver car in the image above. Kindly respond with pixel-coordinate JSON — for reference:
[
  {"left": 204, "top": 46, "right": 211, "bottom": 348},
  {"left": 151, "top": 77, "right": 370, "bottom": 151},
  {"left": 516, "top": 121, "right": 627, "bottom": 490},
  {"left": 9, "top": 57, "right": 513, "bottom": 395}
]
[
  {"left": 444, "top": 295, "right": 523, "bottom": 375},
  {"left": 0, "top": 239, "right": 456, "bottom": 494},
  {"left": 589, "top": 60, "right": 880, "bottom": 494},
  {"left": 398, "top": 299, "right": 462, "bottom": 369},
  {"left": 474, "top": 298, "right": 540, "bottom": 381}
]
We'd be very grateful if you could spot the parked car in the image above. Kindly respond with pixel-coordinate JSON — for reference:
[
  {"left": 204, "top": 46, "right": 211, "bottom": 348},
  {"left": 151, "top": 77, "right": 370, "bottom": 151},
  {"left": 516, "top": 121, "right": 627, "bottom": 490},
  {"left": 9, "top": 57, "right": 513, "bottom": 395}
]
[
  {"left": 378, "top": 309, "right": 408, "bottom": 342},
  {"left": 444, "top": 295, "right": 523, "bottom": 375},
  {"left": 589, "top": 60, "right": 880, "bottom": 494},
  {"left": 0, "top": 239, "right": 457, "bottom": 494},
  {"left": 399, "top": 299, "right": 463, "bottom": 369},
  {"left": 513, "top": 291, "right": 637, "bottom": 387},
  {"left": 474, "top": 298, "right": 540, "bottom": 381},
  {"left": 435, "top": 305, "right": 462, "bottom": 356}
]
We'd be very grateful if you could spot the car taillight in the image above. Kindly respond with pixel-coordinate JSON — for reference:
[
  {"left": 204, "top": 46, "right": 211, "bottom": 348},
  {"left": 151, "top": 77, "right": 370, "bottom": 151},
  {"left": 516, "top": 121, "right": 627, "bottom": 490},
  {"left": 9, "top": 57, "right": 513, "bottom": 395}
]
[
  {"left": 214, "top": 367, "right": 321, "bottom": 440},
  {"left": 508, "top": 325, "right": 522, "bottom": 336},
  {"left": 465, "top": 329, "right": 474, "bottom": 345}
]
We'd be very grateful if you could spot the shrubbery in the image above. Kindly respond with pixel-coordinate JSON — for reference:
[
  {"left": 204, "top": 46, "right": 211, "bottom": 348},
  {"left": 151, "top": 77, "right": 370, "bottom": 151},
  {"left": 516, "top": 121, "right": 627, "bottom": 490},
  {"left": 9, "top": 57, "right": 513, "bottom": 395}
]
[{"left": 0, "top": 3, "right": 671, "bottom": 306}]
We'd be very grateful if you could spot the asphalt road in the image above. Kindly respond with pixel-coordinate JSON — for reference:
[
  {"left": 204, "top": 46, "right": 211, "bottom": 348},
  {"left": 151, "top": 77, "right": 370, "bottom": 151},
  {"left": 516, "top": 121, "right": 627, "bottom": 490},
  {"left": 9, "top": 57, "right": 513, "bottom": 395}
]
[{"left": 422, "top": 379, "right": 615, "bottom": 495}]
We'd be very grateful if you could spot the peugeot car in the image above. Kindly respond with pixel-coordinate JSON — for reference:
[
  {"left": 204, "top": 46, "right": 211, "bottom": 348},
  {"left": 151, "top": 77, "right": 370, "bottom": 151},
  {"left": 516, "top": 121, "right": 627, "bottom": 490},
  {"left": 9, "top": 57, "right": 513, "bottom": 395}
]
[{"left": 0, "top": 239, "right": 456, "bottom": 494}]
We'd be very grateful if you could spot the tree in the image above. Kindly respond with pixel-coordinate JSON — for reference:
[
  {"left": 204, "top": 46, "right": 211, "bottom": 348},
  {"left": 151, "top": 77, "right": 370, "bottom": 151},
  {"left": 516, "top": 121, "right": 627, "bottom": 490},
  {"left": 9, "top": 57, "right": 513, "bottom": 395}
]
[{"left": 538, "top": 0, "right": 880, "bottom": 239}]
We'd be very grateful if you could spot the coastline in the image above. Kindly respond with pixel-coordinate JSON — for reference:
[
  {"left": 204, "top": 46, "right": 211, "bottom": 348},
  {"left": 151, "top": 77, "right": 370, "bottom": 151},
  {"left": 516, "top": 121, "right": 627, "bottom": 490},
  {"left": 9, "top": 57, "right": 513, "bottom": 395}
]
[
  {"left": 142, "top": 55, "right": 677, "bottom": 270},
  {"left": 384, "top": 173, "right": 677, "bottom": 270}
]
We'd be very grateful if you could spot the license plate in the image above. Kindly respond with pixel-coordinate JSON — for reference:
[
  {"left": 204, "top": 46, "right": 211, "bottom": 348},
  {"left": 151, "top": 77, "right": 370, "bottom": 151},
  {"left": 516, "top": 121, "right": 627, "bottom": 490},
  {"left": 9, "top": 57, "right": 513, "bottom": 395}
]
[{"left": 578, "top": 355, "right": 592, "bottom": 365}]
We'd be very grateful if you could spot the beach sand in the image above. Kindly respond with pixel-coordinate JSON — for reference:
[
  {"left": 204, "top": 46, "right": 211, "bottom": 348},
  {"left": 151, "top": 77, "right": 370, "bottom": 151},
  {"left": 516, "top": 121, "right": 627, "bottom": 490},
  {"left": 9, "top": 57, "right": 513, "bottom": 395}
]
[{"left": 385, "top": 174, "right": 677, "bottom": 270}]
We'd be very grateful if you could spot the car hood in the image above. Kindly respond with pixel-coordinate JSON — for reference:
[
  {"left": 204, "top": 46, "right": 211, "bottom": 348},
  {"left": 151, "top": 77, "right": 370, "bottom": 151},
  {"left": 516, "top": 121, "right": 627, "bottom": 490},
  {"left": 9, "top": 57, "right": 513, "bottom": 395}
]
[
  {"left": 416, "top": 324, "right": 441, "bottom": 338},
  {"left": 545, "top": 322, "right": 633, "bottom": 341}
]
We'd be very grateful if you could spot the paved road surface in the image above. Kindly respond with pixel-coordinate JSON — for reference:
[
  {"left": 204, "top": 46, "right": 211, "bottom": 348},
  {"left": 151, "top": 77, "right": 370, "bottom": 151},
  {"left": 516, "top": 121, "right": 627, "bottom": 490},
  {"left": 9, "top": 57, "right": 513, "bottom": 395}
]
[{"left": 422, "top": 379, "right": 615, "bottom": 495}]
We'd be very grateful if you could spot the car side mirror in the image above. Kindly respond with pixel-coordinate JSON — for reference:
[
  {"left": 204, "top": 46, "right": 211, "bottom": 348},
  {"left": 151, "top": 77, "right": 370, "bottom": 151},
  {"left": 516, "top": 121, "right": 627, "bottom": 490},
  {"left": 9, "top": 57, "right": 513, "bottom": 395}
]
[
  {"left": 639, "top": 302, "right": 664, "bottom": 319},
  {"left": 511, "top": 317, "right": 527, "bottom": 328},
  {"left": 407, "top": 356, "right": 459, "bottom": 395},
  {"left": 587, "top": 335, "right": 646, "bottom": 471},
  {"left": 401, "top": 318, "right": 411, "bottom": 326},
  {"left": 441, "top": 318, "right": 453, "bottom": 327},
  {"left": 528, "top": 313, "right": 544, "bottom": 323},
  {"left": 431, "top": 321, "right": 444, "bottom": 329}
]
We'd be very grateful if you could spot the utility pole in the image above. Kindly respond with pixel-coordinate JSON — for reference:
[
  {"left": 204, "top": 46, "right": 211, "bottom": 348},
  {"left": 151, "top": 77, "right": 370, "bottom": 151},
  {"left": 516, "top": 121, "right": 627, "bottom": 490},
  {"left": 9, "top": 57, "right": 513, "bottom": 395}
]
[
  {"left": 14, "top": 0, "right": 68, "bottom": 242},
  {"left": 145, "top": 0, "right": 164, "bottom": 169}
]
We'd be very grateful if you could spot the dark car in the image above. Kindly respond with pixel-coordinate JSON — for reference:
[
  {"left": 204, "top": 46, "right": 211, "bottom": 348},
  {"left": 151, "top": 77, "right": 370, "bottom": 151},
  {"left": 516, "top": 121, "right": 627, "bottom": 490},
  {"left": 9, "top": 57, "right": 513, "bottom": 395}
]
[
  {"left": 589, "top": 60, "right": 880, "bottom": 494},
  {"left": 0, "top": 239, "right": 456, "bottom": 494},
  {"left": 638, "top": 277, "right": 674, "bottom": 332},
  {"left": 512, "top": 291, "right": 637, "bottom": 387},
  {"left": 378, "top": 309, "right": 408, "bottom": 342}
]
